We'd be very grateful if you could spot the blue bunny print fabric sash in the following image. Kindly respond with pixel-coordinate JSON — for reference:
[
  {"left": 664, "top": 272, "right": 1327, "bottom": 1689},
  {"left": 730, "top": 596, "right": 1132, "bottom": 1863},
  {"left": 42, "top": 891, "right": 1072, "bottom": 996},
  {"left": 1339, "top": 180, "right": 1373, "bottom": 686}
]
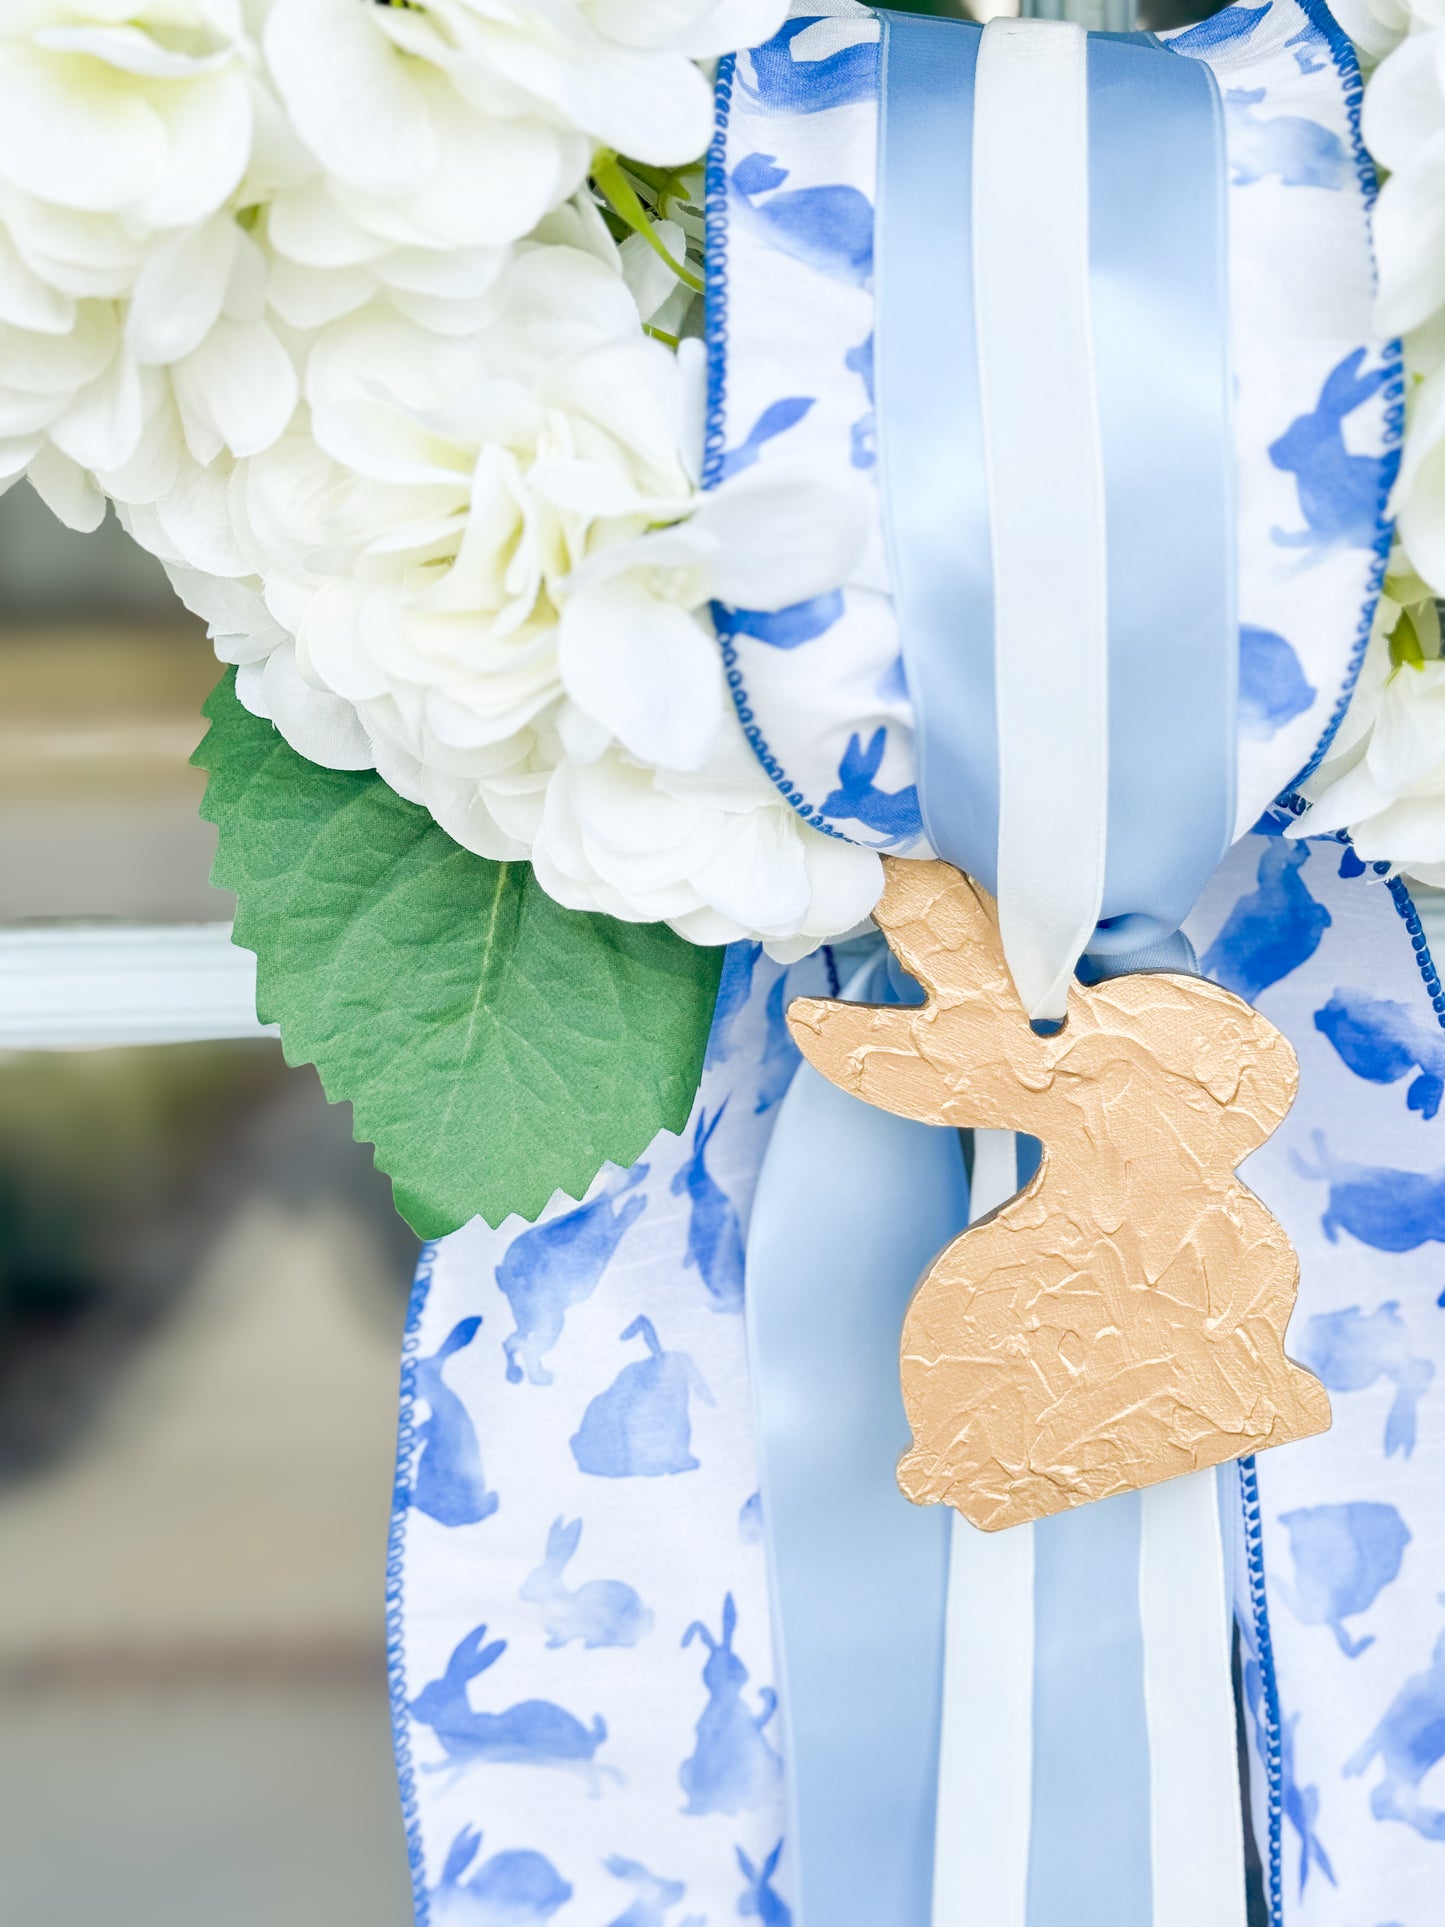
[
  {"left": 1188, "top": 827, "right": 1445, "bottom": 1927},
  {"left": 391, "top": 849, "right": 1445, "bottom": 1926},
  {"left": 390, "top": 945, "right": 820, "bottom": 1925},
  {"left": 707, "top": 0, "right": 1400, "bottom": 860}
]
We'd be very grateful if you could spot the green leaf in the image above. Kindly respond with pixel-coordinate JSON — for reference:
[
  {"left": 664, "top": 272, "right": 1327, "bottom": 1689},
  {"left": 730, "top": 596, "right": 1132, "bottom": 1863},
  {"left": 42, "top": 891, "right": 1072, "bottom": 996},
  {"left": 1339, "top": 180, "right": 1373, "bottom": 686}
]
[{"left": 195, "top": 670, "right": 723, "bottom": 1238}]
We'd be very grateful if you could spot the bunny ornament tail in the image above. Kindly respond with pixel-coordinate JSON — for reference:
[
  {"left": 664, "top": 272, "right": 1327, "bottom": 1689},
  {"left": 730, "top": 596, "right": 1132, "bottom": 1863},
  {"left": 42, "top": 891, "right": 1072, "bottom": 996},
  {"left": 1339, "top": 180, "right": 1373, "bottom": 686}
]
[{"left": 789, "top": 859, "right": 1331, "bottom": 1532}]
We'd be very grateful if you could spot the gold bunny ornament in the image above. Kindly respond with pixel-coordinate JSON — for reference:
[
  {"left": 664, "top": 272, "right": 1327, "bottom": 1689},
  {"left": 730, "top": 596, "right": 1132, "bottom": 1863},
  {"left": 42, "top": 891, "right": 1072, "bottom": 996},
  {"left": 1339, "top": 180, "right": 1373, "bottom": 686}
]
[{"left": 787, "top": 859, "right": 1331, "bottom": 1532}]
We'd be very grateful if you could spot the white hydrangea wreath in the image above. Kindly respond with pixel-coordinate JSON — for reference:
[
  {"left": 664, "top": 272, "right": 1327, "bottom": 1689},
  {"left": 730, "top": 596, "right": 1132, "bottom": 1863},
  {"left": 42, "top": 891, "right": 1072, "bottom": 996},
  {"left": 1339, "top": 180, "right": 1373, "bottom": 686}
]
[
  {"left": 0, "top": 0, "right": 881, "bottom": 959},
  {"left": 0, "top": 0, "right": 1440, "bottom": 944}
]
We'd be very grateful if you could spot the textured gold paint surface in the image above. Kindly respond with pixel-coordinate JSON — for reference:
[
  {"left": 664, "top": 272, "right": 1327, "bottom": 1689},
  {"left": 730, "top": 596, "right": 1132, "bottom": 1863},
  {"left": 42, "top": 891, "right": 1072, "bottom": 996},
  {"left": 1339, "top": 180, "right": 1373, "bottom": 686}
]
[{"left": 788, "top": 860, "right": 1331, "bottom": 1532}]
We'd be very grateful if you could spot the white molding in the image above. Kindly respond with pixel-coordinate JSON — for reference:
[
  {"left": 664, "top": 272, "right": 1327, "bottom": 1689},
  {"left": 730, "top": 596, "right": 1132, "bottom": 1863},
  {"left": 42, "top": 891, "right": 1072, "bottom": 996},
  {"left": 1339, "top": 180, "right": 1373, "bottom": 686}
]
[
  {"left": 0, "top": 894, "right": 1440, "bottom": 1055},
  {"left": 0, "top": 923, "right": 272, "bottom": 1050}
]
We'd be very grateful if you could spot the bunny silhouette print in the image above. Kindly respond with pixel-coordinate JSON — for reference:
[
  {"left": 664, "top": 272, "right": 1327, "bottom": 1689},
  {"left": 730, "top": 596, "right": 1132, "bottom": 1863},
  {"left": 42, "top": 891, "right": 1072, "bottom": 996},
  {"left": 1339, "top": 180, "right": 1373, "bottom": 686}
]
[
  {"left": 1278, "top": 1502, "right": 1411, "bottom": 1656},
  {"left": 679, "top": 1594, "right": 784, "bottom": 1816},
  {"left": 1296, "top": 1303, "right": 1434, "bottom": 1457},
  {"left": 1315, "top": 989, "right": 1445, "bottom": 1120},
  {"left": 1239, "top": 1649, "right": 1334, "bottom": 1890},
  {"left": 1201, "top": 837, "right": 1330, "bottom": 1000},
  {"left": 672, "top": 1110, "right": 746, "bottom": 1313},
  {"left": 429, "top": 1826, "right": 573, "bottom": 1925},
  {"left": 737, "top": 1842, "right": 792, "bottom": 1926},
  {"left": 1293, "top": 1133, "right": 1445, "bottom": 1252},
  {"left": 756, "top": 974, "right": 801, "bottom": 1114},
  {"left": 1224, "top": 86, "right": 1348, "bottom": 190},
  {"left": 1268, "top": 347, "right": 1398, "bottom": 560},
  {"left": 788, "top": 860, "right": 1330, "bottom": 1530},
  {"left": 571, "top": 1317, "right": 713, "bottom": 1477},
  {"left": 412, "top": 1316, "right": 498, "bottom": 1528},
  {"left": 497, "top": 1165, "right": 648, "bottom": 1385},
  {"left": 1346, "top": 1620, "right": 1445, "bottom": 1841},
  {"left": 520, "top": 1517, "right": 654, "bottom": 1649},
  {"left": 409, "top": 1624, "right": 616, "bottom": 1791},
  {"left": 706, "top": 942, "right": 762, "bottom": 1068},
  {"left": 602, "top": 1855, "right": 703, "bottom": 1927},
  {"left": 1281, "top": 1710, "right": 1335, "bottom": 1891},
  {"left": 822, "top": 727, "right": 923, "bottom": 843}
]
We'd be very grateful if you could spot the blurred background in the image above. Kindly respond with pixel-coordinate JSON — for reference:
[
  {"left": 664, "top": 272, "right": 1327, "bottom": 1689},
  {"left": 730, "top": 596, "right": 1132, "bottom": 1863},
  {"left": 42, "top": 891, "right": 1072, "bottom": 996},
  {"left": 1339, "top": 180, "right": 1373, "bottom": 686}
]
[{"left": 0, "top": 481, "right": 419, "bottom": 1925}]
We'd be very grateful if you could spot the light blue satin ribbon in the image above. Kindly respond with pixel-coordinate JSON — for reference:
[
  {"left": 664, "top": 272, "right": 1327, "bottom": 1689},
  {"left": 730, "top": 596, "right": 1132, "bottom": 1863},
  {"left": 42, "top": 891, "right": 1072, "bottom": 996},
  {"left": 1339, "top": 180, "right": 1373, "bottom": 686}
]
[
  {"left": 741, "top": 14, "right": 1236, "bottom": 1925},
  {"left": 875, "top": 13, "right": 1235, "bottom": 943},
  {"left": 747, "top": 952, "right": 959, "bottom": 1923}
]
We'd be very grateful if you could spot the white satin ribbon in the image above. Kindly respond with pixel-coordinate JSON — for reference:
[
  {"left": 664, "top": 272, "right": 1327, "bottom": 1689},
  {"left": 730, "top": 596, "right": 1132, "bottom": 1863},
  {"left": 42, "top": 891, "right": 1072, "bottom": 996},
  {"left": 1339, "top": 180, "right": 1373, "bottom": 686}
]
[
  {"left": 1140, "top": 1471, "right": 1248, "bottom": 1927},
  {"left": 932, "top": 1130, "right": 1034, "bottom": 1927},
  {"left": 927, "top": 27, "right": 1247, "bottom": 1921},
  {"left": 973, "top": 19, "right": 1109, "bottom": 1023}
]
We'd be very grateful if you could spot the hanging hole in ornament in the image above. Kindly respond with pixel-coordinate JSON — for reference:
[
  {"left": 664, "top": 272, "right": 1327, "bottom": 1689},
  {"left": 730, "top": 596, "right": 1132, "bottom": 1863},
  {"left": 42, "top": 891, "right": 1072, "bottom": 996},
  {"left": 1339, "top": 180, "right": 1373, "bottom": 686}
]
[{"left": 1015, "top": 1134, "right": 1043, "bottom": 1186}]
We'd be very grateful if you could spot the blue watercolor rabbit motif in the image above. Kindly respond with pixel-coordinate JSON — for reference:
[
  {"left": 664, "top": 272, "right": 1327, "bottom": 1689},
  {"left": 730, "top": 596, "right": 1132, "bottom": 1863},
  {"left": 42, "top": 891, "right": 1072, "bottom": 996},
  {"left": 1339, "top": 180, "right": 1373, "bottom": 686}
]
[
  {"left": 1284, "top": 22, "right": 1328, "bottom": 73},
  {"left": 714, "top": 592, "right": 845, "bottom": 650},
  {"left": 1315, "top": 989, "right": 1445, "bottom": 1120},
  {"left": 1296, "top": 1303, "right": 1434, "bottom": 1456},
  {"left": 679, "top": 1594, "right": 784, "bottom": 1816},
  {"left": 845, "top": 333, "right": 876, "bottom": 470},
  {"left": 672, "top": 1107, "right": 746, "bottom": 1313},
  {"left": 497, "top": 1165, "right": 648, "bottom": 1385},
  {"left": 1278, "top": 1502, "right": 1411, "bottom": 1656},
  {"left": 412, "top": 1316, "right": 499, "bottom": 1527},
  {"left": 1239, "top": 625, "right": 1315, "bottom": 739},
  {"left": 1281, "top": 1711, "right": 1335, "bottom": 1892},
  {"left": 741, "top": 16, "right": 878, "bottom": 115},
  {"left": 1225, "top": 87, "right": 1348, "bottom": 189},
  {"left": 1239, "top": 1648, "right": 1333, "bottom": 1894},
  {"left": 717, "top": 398, "right": 814, "bottom": 483},
  {"left": 821, "top": 728, "right": 922, "bottom": 843},
  {"left": 1293, "top": 1132, "right": 1445, "bottom": 1252},
  {"left": 520, "top": 1517, "right": 653, "bottom": 1650},
  {"left": 1269, "top": 348, "right": 1398, "bottom": 560},
  {"left": 602, "top": 1855, "right": 703, "bottom": 1927},
  {"left": 1169, "top": 3, "right": 1268, "bottom": 51},
  {"left": 730, "top": 153, "right": 873, "bottom": 286},
  {"left": 571, "top": 1317, "right": 714, "bottom": 1477},
  {"left": 1346, "top": 1621, "right": 1445, "bottom": 1841},
  {"left": 429, "top": 1826, "right": 572, "bottom": 1925},
  {"left": 755, "top": 973, "right": 800, "bottom": 1115},
  {"left": 1201, "top": 838, "right": 1330, "bottom": 998},
  {"left": 737, "top": 1842, "right": 792, "bottom": 1926},
  {"left": 409, "top": 1624, "right": 615, "bottom": 1791},
  {"left": 707, "top": 943, "right": 763, "bottom": 1069}
]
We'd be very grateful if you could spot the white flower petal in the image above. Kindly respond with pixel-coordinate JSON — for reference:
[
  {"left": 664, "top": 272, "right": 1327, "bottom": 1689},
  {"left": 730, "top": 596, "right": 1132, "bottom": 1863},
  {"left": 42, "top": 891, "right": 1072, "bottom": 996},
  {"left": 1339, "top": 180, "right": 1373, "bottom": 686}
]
[
  {"left": 26, "top": 444, "right": 105, "bottom": 531},
  {"left": 0, "top": 48, "right": 167, "bottom": 211},
  {"left": 1363, "top": 29, "right": 1444, "bottom": 174},
  {"left": 126, "top": 214, "right": 240, "bottom": 365},
  {"left": 559, "top": 580, "right": 723, "bottom": 770},
  {"left": 701, "top": 460, "right": 872, "bottom": 610},
  {"left": 173, "top": 317, "right": 298, "bottom": 458},
  {"left": 265, "top": 0, "right": 436, "bottom": 195},
  {"left": 1374, "top": 133, "right": 1445, "bottom": 338},
  {"left": 237, "top": 641, "right": 376, "bottom": 772}
]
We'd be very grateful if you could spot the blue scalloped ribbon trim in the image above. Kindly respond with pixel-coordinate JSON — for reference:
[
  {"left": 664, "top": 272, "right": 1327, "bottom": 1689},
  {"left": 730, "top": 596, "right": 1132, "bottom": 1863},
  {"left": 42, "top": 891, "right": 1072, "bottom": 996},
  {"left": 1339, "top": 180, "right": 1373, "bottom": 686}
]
[
  {"left": 1388, "top": 875, "right": 1445, "bottom": 1023},
  {"left": 1239, "top": 1452, "right": 1286, "bottom": 1927},
  {"left": 386, "top": 1242, "right": 436, "bottom": 1926},
  {"left": 704, "top": 52, "right": 850, "bottom": 841}
]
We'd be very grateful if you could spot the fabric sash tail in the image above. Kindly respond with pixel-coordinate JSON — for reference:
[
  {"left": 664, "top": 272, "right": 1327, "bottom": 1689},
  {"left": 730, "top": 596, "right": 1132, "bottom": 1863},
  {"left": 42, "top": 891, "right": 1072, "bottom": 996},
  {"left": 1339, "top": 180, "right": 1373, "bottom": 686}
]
[{"left": 744, "top": 13, "right": 1247, "bottom": 1924}]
